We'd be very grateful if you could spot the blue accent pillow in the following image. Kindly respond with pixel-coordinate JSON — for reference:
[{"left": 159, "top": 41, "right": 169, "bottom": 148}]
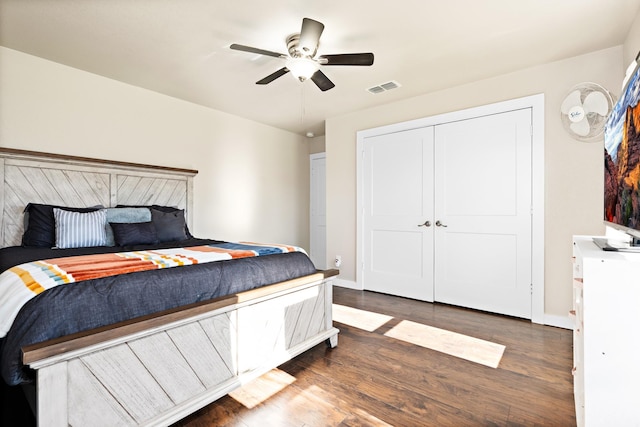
[
  {"left": 53, "top": 208, "right": 108, "bottom": 249},
  {"left": 105, "top": 207, "right": 151, "bottom": 246},
  {"left": 110, "top": 222, "right": 159, "bottom": 246}
]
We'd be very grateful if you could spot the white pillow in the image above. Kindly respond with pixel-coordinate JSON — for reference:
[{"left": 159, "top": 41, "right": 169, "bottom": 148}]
[{"left": 53, "top": 208, "right": 108, "bottom": 249}]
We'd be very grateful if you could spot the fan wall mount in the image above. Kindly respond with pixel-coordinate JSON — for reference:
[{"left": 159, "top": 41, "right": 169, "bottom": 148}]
[
  {"left": 560, "top": 82, "right": 614, "bottom": 142},
  {"left": 230, "top": 18, "right": 374, "bottom": 92}
]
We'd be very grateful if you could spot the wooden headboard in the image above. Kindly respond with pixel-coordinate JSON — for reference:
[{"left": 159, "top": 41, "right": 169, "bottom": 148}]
[{"left": 0, "top": 148, "right": 198, "bottom": 247}]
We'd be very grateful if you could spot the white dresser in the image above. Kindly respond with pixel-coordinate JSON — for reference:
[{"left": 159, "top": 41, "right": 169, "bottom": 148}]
[{"left": 572, "top": 236, "right": 640, "bottom": 427}]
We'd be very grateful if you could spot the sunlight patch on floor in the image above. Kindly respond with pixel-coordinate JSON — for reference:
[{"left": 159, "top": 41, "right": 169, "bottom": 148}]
[
  {"left": 347, "top": 406, "right": 395, "bottom": 426},
  {"left": 289, "top": 384, "right": 394, "bottom": 426},
  {"left": 332, "top": 304, "right": 393, "bottom": 332},
  {"left": 231, "top": 375, "right": 395, "bottom": 425},
  {"left": 384, "top": 320, "right": 505, "bottom": 368},
  {"left": 228, "top": 368, "right": 296, "bottom": 408}
]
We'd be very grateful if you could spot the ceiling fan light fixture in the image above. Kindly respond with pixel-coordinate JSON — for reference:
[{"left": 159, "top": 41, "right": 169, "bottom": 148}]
[
  {"left": 230, "top": 18, "right": 374, "bottom": 91},
  {"left": 286, "top": 57, "right": 319, "bottom": 81}
]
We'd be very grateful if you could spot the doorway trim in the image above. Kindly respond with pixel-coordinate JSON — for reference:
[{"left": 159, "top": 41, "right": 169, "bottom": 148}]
[{"left": 356, "top": 94, "right": 545, "bottom": 324}]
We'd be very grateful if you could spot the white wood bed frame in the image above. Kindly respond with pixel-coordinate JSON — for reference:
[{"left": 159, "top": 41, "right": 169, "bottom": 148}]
[{"left": 0, "top": 148, "right": 339, "bottom": 426}]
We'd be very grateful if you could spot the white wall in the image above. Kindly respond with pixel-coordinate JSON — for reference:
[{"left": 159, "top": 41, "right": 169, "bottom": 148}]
[
  {"left": 0, "top": 47, "right": 311, "bottom": 249},
  {"left": 625, "top": 9, "right": 640, "bottom": 67},
  {"left": 308, "top": 135, "right": 326, "bottom": 155},
  {"left": 325, "top": 45, "right": 625, "bottom": 322}
]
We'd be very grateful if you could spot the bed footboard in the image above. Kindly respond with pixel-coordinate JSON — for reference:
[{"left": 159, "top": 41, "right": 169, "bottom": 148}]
[{"left": 23, "top": 270, "right": 339, "bottom": 427}]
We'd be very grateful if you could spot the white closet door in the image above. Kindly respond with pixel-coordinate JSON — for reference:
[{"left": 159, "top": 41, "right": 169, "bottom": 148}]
[
  {"left": 362, "top": 127, "right": 435, "bottom": 301},
  {"left": 434, "top": 108, "right": 532, "bottom": 318},
  {"left": 310, "top": 154, "right": 327, "bottom": 269}
]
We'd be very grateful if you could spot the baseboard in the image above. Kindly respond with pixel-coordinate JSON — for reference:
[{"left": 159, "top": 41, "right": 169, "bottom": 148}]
[
  {"left": 333, "top": 282, "right": 575, "bottom": 331},
  {"left": 543, "top": 314, "right": 574, "bottom": 330},
  {"left": 334, "top": 278, "right": 361, "bottom": 290}
]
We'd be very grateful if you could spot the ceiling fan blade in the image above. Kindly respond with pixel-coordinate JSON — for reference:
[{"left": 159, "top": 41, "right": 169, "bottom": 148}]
[
  {"left": 298, "top": 18, "right": 324, "bottom": 56},
  {"left": 230, "top": 43, "right": 286, "bottom": 59},
  {"left": 319, "top": 53, "right": 375, "bottom": 66},
  {"left": 311, "top": 70, "right": 335, "bottom": 91},
  {"left": 256, "top": 67, "right": 290, "bottom": 85}
]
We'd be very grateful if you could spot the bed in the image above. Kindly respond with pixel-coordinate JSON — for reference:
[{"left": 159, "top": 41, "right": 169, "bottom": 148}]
[{"left": 0, "top": 148, "right": 339, "bottom": 426}]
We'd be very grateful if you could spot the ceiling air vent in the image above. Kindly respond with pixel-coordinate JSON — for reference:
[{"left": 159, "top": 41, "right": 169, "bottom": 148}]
[{"left": 367, "top": 80, "right": 401, "bottom": 94}]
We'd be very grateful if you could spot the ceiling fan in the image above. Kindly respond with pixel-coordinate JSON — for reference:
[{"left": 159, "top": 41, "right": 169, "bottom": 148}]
[{"left": 230, "top": 17, "right": 374, "bottom": 91}]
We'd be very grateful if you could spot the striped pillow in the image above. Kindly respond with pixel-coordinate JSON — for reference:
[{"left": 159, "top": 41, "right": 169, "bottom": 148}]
[{"left": 53, "top": 208, "right": 108, "bottom": 249}]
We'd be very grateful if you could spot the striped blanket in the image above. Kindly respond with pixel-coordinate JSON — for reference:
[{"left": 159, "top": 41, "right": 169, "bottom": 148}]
[{"left": 0, "top": 241, "right": 305, "bottom": 338}]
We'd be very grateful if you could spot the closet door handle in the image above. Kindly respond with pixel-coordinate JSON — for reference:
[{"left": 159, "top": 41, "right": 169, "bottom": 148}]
[
  {"left": 418, "top": 220, "right": 431, "bottom": 227},
  {"left": 435, "top": 220, "right": 448, "bottom": 227}
]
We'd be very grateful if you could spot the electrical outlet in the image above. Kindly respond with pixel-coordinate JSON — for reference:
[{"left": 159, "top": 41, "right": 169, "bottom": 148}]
[{"left": 334, "top": 255, "right": 342, "bottom": 268}]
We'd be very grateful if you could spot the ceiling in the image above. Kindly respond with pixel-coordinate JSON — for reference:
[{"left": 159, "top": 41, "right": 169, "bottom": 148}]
[{"left": 2, "top": 0, "right": 640, "bottom": 137}]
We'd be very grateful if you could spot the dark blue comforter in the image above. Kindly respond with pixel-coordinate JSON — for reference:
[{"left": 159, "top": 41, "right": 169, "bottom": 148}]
[{"left": 0, "top": 238, "right": 317, "bottom": 385}]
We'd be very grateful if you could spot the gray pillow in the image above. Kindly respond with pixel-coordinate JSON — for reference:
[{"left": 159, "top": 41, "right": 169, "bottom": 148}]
[{"left": 151, "top": 208, "right": 188, "bottom": 242}]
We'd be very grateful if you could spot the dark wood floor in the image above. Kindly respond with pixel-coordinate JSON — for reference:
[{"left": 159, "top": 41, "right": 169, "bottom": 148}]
[{"left": 174, "top": 287, "right": 577, "bottom": 427}]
